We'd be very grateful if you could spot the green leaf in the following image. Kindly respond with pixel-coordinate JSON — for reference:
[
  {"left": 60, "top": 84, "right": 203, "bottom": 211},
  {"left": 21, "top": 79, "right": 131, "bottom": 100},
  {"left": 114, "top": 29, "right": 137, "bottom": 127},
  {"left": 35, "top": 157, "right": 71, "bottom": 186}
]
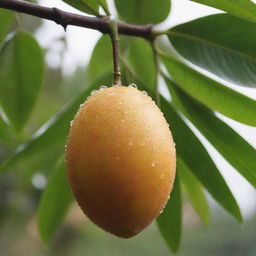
[
  {"left": 169, "top": 14, "right": 256, "bottom": 88},
  {"left": 0, "top": 10, "right": 13, "bottom": 42},
  {"left": 191, "top": 0, "right": 256, "bottom": 23},
  {"left": 63, "top": 0, "right": 99, "bottom": 16},
  {"left": 88, "top": 35, "right": 113, "bottom": 83},
  {"left": 37, "top": 158, "right": 73, "bottom": 244},
  {"left": 0, "top": 32, "right": 44, "bottom": 132},
  {"left": 162, "top": 56, "right": 256, "bottom": 127},
  {"left": 178, "top": 157, "right": 210, "bottom": 225},
  {"left": 0, "top": 75, "right": 112, "bottom": 174},
  {"left": 126, "top": 38, "right": 156, "bottom": 90},
  {"left": 167, "top": 79, "right": 256, "bottom": 188},
  {"left": 114, "top": 0, "right": 171, "bottom": 24},
  {"left": 157, "top": 175, "right": 182, "bottom": 253},
  {"left": 161, "top": 99, "right": 242, "bottom": 222}
]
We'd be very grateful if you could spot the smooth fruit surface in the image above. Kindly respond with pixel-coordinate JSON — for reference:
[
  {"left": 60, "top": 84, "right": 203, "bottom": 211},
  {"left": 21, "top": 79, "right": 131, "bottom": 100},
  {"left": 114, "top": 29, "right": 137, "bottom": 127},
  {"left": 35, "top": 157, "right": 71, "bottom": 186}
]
[{"left": 66, "top": 86, "right": 176, "bottom": 238}]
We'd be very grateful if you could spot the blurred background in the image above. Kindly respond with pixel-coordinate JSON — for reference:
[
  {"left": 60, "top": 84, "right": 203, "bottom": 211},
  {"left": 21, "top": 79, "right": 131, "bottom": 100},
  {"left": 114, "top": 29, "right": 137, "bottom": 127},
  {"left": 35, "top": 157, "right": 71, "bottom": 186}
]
[{"left": 0, "top": 0, "right": 256, "bottom": 255}]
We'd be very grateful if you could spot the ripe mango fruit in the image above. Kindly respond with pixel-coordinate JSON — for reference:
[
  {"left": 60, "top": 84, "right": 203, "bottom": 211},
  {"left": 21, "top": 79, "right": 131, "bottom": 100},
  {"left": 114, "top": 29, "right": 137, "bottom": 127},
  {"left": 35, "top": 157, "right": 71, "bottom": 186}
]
[{"left": 66, "top": 86, "right": 176, "bottom": 238}]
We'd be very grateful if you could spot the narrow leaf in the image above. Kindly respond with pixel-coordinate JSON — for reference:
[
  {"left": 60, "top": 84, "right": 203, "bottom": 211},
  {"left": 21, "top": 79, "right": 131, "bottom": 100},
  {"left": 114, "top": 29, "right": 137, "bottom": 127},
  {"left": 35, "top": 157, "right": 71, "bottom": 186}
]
[
  {"left": 167, "top": 79, "right": 256, "bottom": 187},
  {"left": 169, "top": 14, "right": 256, "bottom": 88},
  {"left": 161, "top": 99, "right": 242, "bottom": 222},
  {"left": 37, "top": 158, "right": 73, "bottom": 244},
  {"left": 191, "top": 0, "right": 256, "bottom": 23},
  {"left": 114, "top": 0, "right": 171, "bottom": 24},
  {"left": 0, "top": 32, "right": 44, "bottom": 132},
  {"left": 178, "top": 157, "right": 210, "bottom": 225},
  {"left": 157, "top": 176, "right": 182, "bottom": 253},
  {"left": 162, "top": 56, "right": 256, "bottom": 127}
]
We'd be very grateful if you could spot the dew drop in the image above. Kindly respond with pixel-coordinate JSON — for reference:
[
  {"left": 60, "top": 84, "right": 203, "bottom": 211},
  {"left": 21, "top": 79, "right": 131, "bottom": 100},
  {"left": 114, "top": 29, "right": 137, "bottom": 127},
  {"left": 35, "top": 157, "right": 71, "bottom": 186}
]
[
  {"left": 80, "top": 104, "right": 83, "bottom": 108},
  {"left": 99, "top": 85, "right": 107, "bottom": 90},
  {"left": 91, "top": 90, "right": 97, "bottom": 95},
  {"left": 160, "top": 209, "right": 163, "bottom": 214},
  {"left": 128, "top": 83, "right": 137, "bottom": 89},
  {"left": 86, "top": 96, "right": 90, "bottom": 100},
  {"left": 70, "top": 120, "right": 74, "bottom": 127},
  {"left": 151, "top": 160, "right": 157, "bottom": 167},
  {"left": 142, "top": 90, "right": 148, "bottom": 95}
]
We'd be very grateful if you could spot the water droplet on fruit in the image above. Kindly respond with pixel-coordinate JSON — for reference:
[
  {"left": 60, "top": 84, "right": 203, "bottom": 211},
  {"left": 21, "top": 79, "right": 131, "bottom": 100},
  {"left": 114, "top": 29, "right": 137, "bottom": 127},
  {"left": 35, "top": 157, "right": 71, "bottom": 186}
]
[
  {"left": 128, "top": 83, "right": 137, "bottom": 89},
  {"left": 70, "top": 120, "right": 74, "bottom": 127},
  {"left": 99, "top": 85, "right": 107, "bottom": 90},
  {"left": 80, "top": 104, "right": 83, "bottom": 108},
  {"left": 151, "top": 160, "right": 157, "bottom": 167},
  {"left": 160, "top": 209, "right": 163, "bottom": 214},
  {"left": 91, "top": 90, "right": 97, "bottom": 95},
  {"left": 142, "top": 91, "right": 148, "bottom": 95}
]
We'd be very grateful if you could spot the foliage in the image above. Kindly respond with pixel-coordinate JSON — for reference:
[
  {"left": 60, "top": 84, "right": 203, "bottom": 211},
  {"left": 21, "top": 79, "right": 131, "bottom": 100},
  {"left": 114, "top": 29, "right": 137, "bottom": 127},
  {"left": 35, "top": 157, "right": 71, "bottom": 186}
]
[{"left": 0, "top": 0, "right": 256, "bottom": 254}]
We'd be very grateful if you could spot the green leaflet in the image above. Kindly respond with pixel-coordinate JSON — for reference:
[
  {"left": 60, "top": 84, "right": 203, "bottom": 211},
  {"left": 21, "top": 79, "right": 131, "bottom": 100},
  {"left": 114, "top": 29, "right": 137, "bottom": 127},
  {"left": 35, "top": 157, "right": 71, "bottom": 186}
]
[
  {"left": 0, "top": 32, "right": 44, "bottom": 132},
  {"left": 157, "top": 175, "right": 182, "bottom": 253},
  {"left": 161, "top": 99, "right": 242, "bottom": 222},
  {"left": 37, "top": 158, "right": 73, "bottom": 244},
  {"left": 114, "top": 0, "right": 171, "bottom": 24},
  {"left": 178, "top": 157, "right": 210, "bottom": 225},
  {"left": 166, "top": 78, "right": 256, "bottom": 188},
  {"left": 162, "top": 56, "right": 256, "bottom": 127},
  {"left": 192, "top": 0, "right": 256, "bottom": 23},
  {"left": 169, "top": 14, "right": 256, "bottom": 88}
]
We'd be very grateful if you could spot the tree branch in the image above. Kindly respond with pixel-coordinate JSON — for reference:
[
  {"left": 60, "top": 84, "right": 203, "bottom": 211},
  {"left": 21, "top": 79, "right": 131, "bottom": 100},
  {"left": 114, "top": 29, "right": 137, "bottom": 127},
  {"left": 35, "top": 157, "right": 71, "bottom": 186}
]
[{"left": 0, "top": 0, "right": 154, "bottom": 39}]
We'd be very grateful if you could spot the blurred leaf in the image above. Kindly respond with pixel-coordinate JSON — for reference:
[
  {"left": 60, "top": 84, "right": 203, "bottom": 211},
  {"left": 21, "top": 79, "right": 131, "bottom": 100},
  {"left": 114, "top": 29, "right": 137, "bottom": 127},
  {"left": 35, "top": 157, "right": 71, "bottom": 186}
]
[
  {"left": 169, "top": 14, "right": 256, "bottom": 88},
  {"left": 0, "top": 75, "right": 112, "bottom": 173},
  {"left": 191, "top": 0, "right": 256, "bottom": 23},
  {"left": 157, "top": 175, "right": 182, "bottom": 253},
  {"left": 167, "top": 79, "right": 256, "bottom": 188},
  {"left": 114, "top": 0, "right": 171, "bottom": 24},
  {"left": 0, "top": 32, "right": 44, "bottom": 132},
  {"left": 126, "top": 38, "right": 156, "bottom": 90},
  {"left": 0, "top": 10, "right": 13, "bottom": 42},
  {"left": 88, "top": 35, "right": 113, "bottom": 83},
  {"left": 0, "top": 115, "right": 11, "bottom": 143},
  {"left": 162, "top": 56, "right": 256, "bottom": 127},
  {"left": 37, "top": 158, "right": 73, "bottom": 244},
  {"left": 161, "top": 99, "right": 242, "bottom": 222},
  {"left": 178, "top": 157, "right": 210, "bottom": 225},
  {"left": 63, "top": 0, "right": 99, "bottom": 15}
]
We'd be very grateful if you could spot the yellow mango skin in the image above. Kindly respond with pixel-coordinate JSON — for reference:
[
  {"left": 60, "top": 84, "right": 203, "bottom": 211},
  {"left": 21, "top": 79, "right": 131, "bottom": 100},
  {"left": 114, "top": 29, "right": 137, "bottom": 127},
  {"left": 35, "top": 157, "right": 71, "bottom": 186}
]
[{"left": 66, "top": 86, "right": 176, "bottom": 238}]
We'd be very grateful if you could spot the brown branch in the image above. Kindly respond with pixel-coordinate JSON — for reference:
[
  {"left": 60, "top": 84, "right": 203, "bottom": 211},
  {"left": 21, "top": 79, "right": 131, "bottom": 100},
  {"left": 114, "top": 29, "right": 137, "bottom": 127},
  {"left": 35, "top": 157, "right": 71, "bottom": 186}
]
[{"left": 0, "top": 0, "right": 154, "bottom": 39}]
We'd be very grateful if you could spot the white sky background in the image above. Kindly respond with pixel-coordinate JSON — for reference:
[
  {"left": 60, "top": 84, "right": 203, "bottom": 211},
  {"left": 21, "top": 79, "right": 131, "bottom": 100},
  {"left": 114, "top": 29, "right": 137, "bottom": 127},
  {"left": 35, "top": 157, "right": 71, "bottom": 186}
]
[{"left": 36, "top": 0, "right": 256, "bottom": 217}]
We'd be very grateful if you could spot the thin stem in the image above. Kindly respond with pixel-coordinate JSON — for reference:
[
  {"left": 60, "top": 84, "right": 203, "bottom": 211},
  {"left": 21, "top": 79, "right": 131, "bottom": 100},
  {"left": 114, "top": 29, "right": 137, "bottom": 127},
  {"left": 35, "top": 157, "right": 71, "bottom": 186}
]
[
  {"left": 0, "top": 0, "right": 154, "bottom": 39},
  {"left": 151, "top": 41, "right": 160, "bottom": 106},
  {"left": 110, "top": 17, "right": 121, "bottom": 86}
]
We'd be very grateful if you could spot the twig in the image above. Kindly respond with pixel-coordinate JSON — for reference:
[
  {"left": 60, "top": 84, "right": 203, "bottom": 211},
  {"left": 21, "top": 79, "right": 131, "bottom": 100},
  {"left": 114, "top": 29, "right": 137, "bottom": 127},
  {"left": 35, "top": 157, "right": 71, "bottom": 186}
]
[{"left": 0, "top": 0, "right": 154, "bottom": 39}]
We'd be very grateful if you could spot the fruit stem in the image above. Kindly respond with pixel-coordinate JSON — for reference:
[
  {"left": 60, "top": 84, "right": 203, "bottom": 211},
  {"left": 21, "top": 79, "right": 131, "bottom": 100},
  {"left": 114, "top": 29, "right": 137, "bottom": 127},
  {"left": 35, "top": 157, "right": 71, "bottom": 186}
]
[{"left": 110, "top": 17, "right": 122, "bottom": 86}]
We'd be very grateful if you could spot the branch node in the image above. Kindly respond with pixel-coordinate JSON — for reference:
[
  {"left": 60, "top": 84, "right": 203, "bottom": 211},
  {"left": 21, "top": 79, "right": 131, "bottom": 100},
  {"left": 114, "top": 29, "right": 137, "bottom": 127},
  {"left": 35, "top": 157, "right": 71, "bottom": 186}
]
[{"left": 52, "top": 7, "right": 68, "bottom": 31}]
